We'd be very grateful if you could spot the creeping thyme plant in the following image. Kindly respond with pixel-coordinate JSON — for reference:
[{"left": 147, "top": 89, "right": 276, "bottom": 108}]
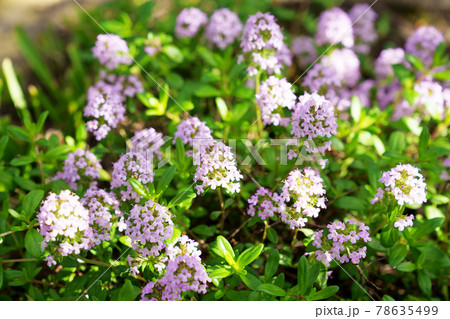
[{"left": 0, "top": 0, "right": 449, "bottom": 301}]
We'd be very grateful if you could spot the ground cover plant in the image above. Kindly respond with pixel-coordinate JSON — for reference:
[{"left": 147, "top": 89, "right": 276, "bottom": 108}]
[{"left": 0, "top": 0, "right": 449, "bottom": 301}]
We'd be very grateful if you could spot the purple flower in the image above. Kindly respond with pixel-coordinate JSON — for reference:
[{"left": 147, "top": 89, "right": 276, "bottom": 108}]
[
  {"left": 92, "top": 34, "right": 132, "bottom": 70},
  {"left": 312, "top": 218, "right": 371, "bottom": 267},
  {"left": 373, "top": 163, "right": 427, "bottom": 206},
  {"left": 125, "top": 200, "right": 173, "bottom": 261},
  {"left": 256, "top": 76, "right": 296, "bottom": 126},
  {"left": 291, "top": 36, "right": 317, "bottom": 66},
  {"left": 193, "top": 140, "right": 243, "bottom": 195},
  {"left": 84, "top": 81, "right": 126, "bottom": 141},
  {"left": 303, "top": 63, "right": 340, "bottom": 94},
  {"left": 81, "top": 187, "right": 120, "bottom": 248},
  {"left": 173, "top": 117, "right": 213, "bottom": 148},
  {"left": 414, "top": 80, "right": 445, "bottom": 118},
  {"left": 53, "top": 149, "right": 102, "bottom": 190},
  {"left": 111, "top": 152, "right": 155, "bottom": 202},
  {"left": 239, "top": 12, "right": 284, "bottom": 76},
  {"left": 176, "top": 8, "right": 208, "bottom": 38},
  {"left": 131, "top": 128, "right": 165, "bottom": 162},
  {"left": 247, "top": 187, "right": 283, "bottom": 220},
  {"left": 279, "top": 167, "right": 327, "bottom": 229},
  {"left": 405, "top": 26, "right": 444, "bottom": 67},
  {"left": 321, "top": 48, "right": 361, "bottom": 88},
  {"left": 349, "top": 4, "right": 377, "bottom": 53},
  {"left": 291, "top": 92, "right": 338, "bottom": 140},
  {"left": 38, "top": 190, "right": 93, "bottom": 266},
  {"left": 394, "top": 214, "right": 414, "bottom": 231},
  {"left": 141, "top": 236, "right": 211, "bottom": 301},
  {"left": 206, "top": 8, "right": 242, "bottom": 49},
  {"left": 374, "top": 48, "right": 405, "bottom": 78},
  {"left": 316, "top": 7, "right": 354, "bottom": 48}
]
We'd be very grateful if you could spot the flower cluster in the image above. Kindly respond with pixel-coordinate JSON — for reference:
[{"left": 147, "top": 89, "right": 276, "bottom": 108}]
[
  {"left": 374, "top": 48, "right": 405, "bottom": 78},
  {"left": 349, "top": 4, "right": 377, "bottom": 53},
  {"left": 316, "top": 7, "right": 354, "bottom": 48},
  {"left": 53, "top": 149, "right": 102, "bottom": 190},
  {"left": 99, "top": 71, "right": 144, "bottom": 98},
  {"left": 247, "top": 187, "right": 283, "bottom": 220},
  {"left": 38, "top": 190, "right": 92, "bottom": 266},
  {"left": 175, "top": 8, "right": 208, "bottom": 38},
  {"left": 440, "top": 156, "right": 450, "bottom": 181},
  {"left": 289, "top": 93, "right": 338, "bottom": 167},
  {"left": 206, "top": 8, "right": 242, "bottom": 49},
  {"left": 84, "top": 82, "right": 126, "bottom": 140},
  {"left": 141, "top": 235, "right": 211, "bottom": 301},
  {"left": 111, "top": 152, "right": 155, "bottom": 202},
  {"left": 312, "top": 218, "right": 371, "bottom": 267},
  {"left": 125, "top": 200, "right": 173, "bottom": 264},
  {"left": 405, "top": 26, "right": 444, "bottom": 67},
  {"left": 414, "top": 80, "right": 445, "bottom": 119},
  {"left": 239, "top": 12, "right": 284, "bottom": 76},
  {"left": 193, "top": 141, "right": 243, "bottom": 195},
  {"left": 256, "top": 76, "right": 296, "bottom": 126},
  {"left": 279, "top": 168, "right": 327, "bottom": 229},
  {"left": 394, "top": 214, "right": 415, "bottom": 231},
  {"left": 291, "top": 36, "right": 317, "bottom": 66},
  {"left": 322, "top": 48, "right": 361, "bottom": 88},
  {"left": 80, "top": 188, "right": 120, "bottom": 247},
  {"left": 371, "top": 163, "right": 427, "bottom": 206},
  {"left": 173, "top": 117, "right": 213, "bottom": 148},
  {"left": 92, "top": 34, "right": 132, "bottom": 70},
  {"left": 130, "top": 128, "right": 165, "bottom": 162}
]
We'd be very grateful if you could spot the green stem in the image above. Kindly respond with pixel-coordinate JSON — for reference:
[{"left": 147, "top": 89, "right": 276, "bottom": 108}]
[
  {"left": 291, "top": 229, "right": 299, "bottom": 247},
  {"left": 262, "top": 220, "right": 269, "bottom": 242},
  {"left": 1, "top": 258, "right": 37, "bottom": 263},
  {"left": 77, "top": 256, "right": 112, "bottom": 268},
  {"left": 255, "top": 72, "right": 264, "bottom": 139},
  {"left": 218, "top": 188, "right": 226, "bottom": 234}
]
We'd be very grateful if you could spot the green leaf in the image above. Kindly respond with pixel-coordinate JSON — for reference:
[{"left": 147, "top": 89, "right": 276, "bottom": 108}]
[
  {"left": 433, "top": 42, "right": 446, "bottom": 66},
  {"left": 168, "top": 187, "right": 195, "bottom": 208},
  {"left": 350, "top": 96, "right": 362, "bottom": 123},
  {"left": 380, "top": 227, "right": 399, "bottom": 248},
  {"left": 15, "top": 27, "right": 57, "bottom": 98},
  {"left": 433, "top": 69, "right": 450, "bottom": 81},
  {"left": 118, "top": 279, "right": 140, "bottom": 301},
  {"left": 239, "top": 273, "right": 262, "bottom": 291},
  {"left": 22, "top": 190, "right": 44, "bottom": 220},
  {"left": 264, "top": 249, "right": 279, "bottom": 281},
  {"left": 8, "top": 209, "right": 27, "bottom": 222},
  {"left": 257, "top": 283, "right": 286, "bottom": 297},
  {"left": 162, "top": 45, "right": 183, "bottom": 63},
  {"left": 418, "top": 126, "right": 430, "bottom": 158},
  {"left": 307, "top": 265, "right": 320, "bottom": 292},
  {"left": 128, "top": 178, "right": 150, "bottom": 199},
  {"left": 216, "top": 236, "right": 236, "bottom": 266},
  {"left": 2, "top": 59, "right": 30, "bottom": 121},
  {"left": 7, "top": 125, "right": 30, "bottom": 142},
  {"left": 396, "top": 262, "right": 416, "bottom": 272},
  {"left": 417, "top": 271, "right": 431, "bottom": 297},
  {"left": 297, "top": 256, "right": 309, "bottom": 296},
  {"left": 266, "top": 227, "right": 278, "bottom": 244},
  {"left": 24, "top": 229, "right": 43, "bottom": 258},
  {"left": 194, "top": 85, "right": 221, "bottom": 97},
  {"left": 197, "top": 46, "right": 218, "bottom": 67},
  {"left": 308, "top": 286, "right": 339, "bottom": 301},
  {"left": 0, "top": 136, "right": 9, "bottom": 160},
  {"left": 412, "top": 218, "right": 444, "bottom": 239},
  {"left": 10, "top": 156, "right": 34, "bottom": 166},
  {"left": 334, "top": 196, "right": 365, "bottom": 211},
  {"left": 215, "top": 97, "right": 229, "bottom": 121},
  {"left": 392, "top": 63, "right": 413, "bottom": 82},
  {"left": 156, "top": 165, "right": 177, "bottom": 195},
  {"left": 389, "top": 245, "right": 408, "bottom": 267},
  {"left": 405, "top": 53, "right": 424, "bottom": 71},
  {"left": 237, "top": 244, "right": 264, "bottom": 268},
  {"left": 175, "top": 137, "right": 186, "bottom": 169},
  {"left": 0, "top": 266, "right": 3, "bottom": 289},
  {"left": 209, "top": 268, "right": 232, "bottom": 280}
]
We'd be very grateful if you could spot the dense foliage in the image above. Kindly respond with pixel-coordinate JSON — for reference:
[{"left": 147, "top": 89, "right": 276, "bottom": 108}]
[{"left": 0, "top": 0, "right": 449, "bottom": 301}]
